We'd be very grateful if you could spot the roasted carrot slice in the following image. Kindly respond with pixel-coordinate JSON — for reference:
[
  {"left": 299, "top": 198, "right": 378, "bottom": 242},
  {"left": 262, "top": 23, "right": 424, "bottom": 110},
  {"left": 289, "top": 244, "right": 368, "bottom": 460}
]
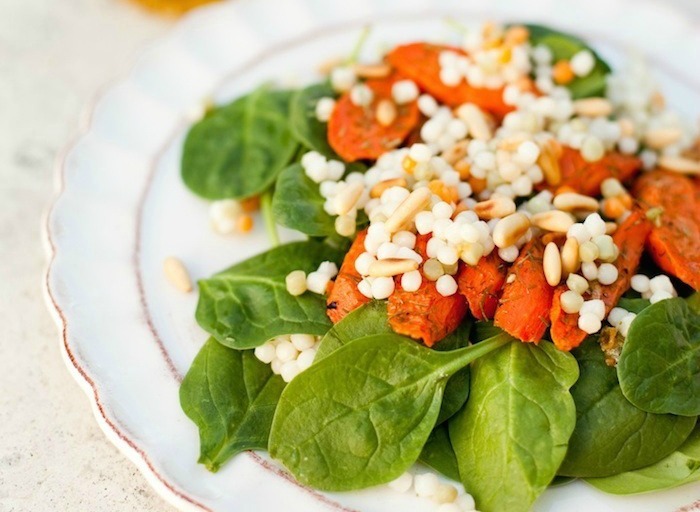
[
  {"left": 494, "top": 239, "right": 553, "bottom": 342},
  {"left": 457, "top": 251, "right": 509, "bottom": 320},
  {"left": 555, "top": 146, "right": 642, "bottom": 196},
  {"left": 550, "top": 209, "right": 651, "bottom": 351},
  {"left": 386, "top": 42, "right": 513, "bottom": 118},
  {"left": 633, "top": 170, "right": 700, "bottom": 290},
  {"left": 387, "top": 235, "right": 468, "bottom": 347},
  {"left": 326, "top": 229, "right": 370, "bottom": 323},
  {"left": 327, "top": 72, "right": 420, "bottom": 162}
]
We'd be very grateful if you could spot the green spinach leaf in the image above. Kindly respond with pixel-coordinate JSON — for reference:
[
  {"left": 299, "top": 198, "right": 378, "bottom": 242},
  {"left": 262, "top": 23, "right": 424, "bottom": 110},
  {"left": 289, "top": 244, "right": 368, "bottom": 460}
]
[
  {"left": 289, "top": 82, "right": 338, "bottom": 158},
  {"left": 272, "top": 163, "right": 337, "bottom": 237},
  {"left": 560, "top": 340, "right": 696, "bottom": 477},
  {"left": 526, "top": 24, "right": 611, "bottom": 99},
  {"left": 182, "top": 87, "right": 298, "bottom": 199},
  {"left": 268, "top": 332, "right": 511, "bottom": 491},
  {"left": 196, "top": 241, "right": 343, "bottom": 349},
  {"left": 617, "top": 297, "right": 651, "bottom": 314},
  {"left": 180, "top": 338, "right": 286, "bottom": 471},
  {"left": 449, "top": 341, "right": 578, "bottom": 512},
  {"left": 618, "top": 298, "right": 700, "bottom": 416},
  {"left": 316, "top": 301, "right": 472, "bottom": 423},
  {"left": 587, "top": 428, "right": 700, "bottom": 495},
  {"left": 419, "top": 424, "right": 461, "bottom": 481}
]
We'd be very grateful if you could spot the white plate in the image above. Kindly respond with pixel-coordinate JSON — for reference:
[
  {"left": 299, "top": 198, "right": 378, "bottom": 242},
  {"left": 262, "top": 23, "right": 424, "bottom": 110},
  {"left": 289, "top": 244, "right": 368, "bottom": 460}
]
[{"left": 44, "top": 0, "right": 700, "bottom": 510}]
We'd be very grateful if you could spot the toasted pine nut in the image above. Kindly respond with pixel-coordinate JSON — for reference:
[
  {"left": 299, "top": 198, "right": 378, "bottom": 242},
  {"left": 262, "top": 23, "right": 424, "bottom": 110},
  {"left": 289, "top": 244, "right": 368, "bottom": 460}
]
[
  {"left": 317, "top": 56, "right": 344, "bottom": 75},
  {"left": 333, "top": 182, "right": 365, "bottom": 215},
  {"left": 454, "top": 159, "right": 471, "bottom": 179},
  {"left": 474, "top": 196, "right": 516, "bottom": 220},
  {"left": 456, "top": 103, "right": 493, "bottom": 141},
  {"left": 384, "top": 187, "right": 433, "bottom": 233},
  {"left": 335, "top": 215, "right": 356, "bottom": 237},
  {"left": 605, "top": 222, "right": 617, "bottom": 235},
  {"left": 650, "top": 90, "right": 666, "bottom": 110},
  {"left": 538, "top": 139, "right": 562, "bottom": 186},
  {"left": 560, "top": 237, "right": 580, "bottom": 275},
  {"left": 543, "top": 242, "right": 562, "bottom": 286},
  {"left": 163, "top": 257, "right": 193, "bottom": 292},
  {"left": 552, "top": 60, "right": 575, "bottom": 85},
  {"left": 644, "top": 127, "right": 683, "bottom": 149},
  {"left": 370, "top": 177, "right": 408, "bottom": 199},
  {"left": 658, "top": 155, "right": 700, "bottom": 175},
  {"left": 553, "top": 192, "right": 599, "bottom": 212},
  {"left": 573, "top": 98, "right": 613, "bottom": 118},
  {"left": 492, "top": 213, "right": 530, "bottom": 248},
  {"left": 498, "top": 134, "right": 528, "bottom": 151},
  {"left": 368, "top": 258, "right": 419, "bottom": 277},
  {"left": 504, "top": 25, "right": 529, "bottom": 45},
  {"left": 531, "top": 210, "right": 575, "bottom": 233},
  {"left": 353, "top": 63, "right": 392, "bottom": 79},
  {"left": 375, "top": 99, "right": 397, "bottom": 127},
  {"left": 441, "top": 140, "right": 470, "bottom": 165}
]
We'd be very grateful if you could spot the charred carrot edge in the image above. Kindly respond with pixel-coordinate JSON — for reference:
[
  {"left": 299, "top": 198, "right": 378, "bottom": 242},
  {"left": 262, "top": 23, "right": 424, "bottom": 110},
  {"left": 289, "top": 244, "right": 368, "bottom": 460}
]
[
  {"left": 555, "top": 146, "right": 642, "bottom": 196},
  {"left": 327, "top": 71, "right": 420, "bottom": 162},
  {"left": 494, "top": 238, "right": 553, "bottom": 343},
  {"left": 386, "top": 42, "right": 513, "bottom": 118},
  {"left": 633, "top": 170, "right": 700, "bottom": 290},
  {"left": 387, "top": 235, "right": 468, "bottom": 347},
  {"left": 550, "top": 209, "right": 651, "bottom": 351},
  {"left": 457, "top": 250, "right": 509, "bottom": 320},
  {"left": 326, "top": 229, "right": 371, "bottom": 323}
]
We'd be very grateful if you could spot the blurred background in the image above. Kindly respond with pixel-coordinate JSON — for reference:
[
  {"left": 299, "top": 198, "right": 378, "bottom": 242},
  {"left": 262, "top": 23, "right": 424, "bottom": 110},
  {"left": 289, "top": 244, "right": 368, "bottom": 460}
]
[{"left": 0, "top": 0, "right": 699, "bottom": 510}]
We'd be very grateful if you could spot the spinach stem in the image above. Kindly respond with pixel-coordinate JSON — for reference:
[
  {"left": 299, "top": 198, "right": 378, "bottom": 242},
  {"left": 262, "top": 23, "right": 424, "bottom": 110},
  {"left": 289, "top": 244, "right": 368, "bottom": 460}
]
[
  {"left": 441, "top": 332, "right": 513, "bottom": 375},
  {"left": 346, "top": 25, "right": 372, "bottom": 65},
  {"left": 261, "top": 190, "right": 280, "bottom": 247}
]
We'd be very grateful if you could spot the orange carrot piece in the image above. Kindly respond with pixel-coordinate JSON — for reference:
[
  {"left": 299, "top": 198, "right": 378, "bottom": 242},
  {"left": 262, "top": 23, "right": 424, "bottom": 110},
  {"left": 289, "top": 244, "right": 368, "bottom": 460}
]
[
  {"left": 494, "top": 239, "right": 553, "bottom": 342},
  {"left": 387, "top": 235, "right": 468, "bottom": 347},
  {"left": 327, "top": 72, "right": 420, "bottom": 162},
  {"left": 457, "top": 251, "right": 509, "bottom": 320},
  {"left": 555, "top": 146, "right": 642, "bottom": 196},
  {"left": 633, "top": 170, "right": 700, "bottom": 290},
  {"left": 386, "top": 42, "right": 513, "bottom": 118},
  {"left": 326, "top": 229, "right": 370, "bottom": 323},
  {"left": 550, "top": 209, "right": 651, "bottom": 351}
]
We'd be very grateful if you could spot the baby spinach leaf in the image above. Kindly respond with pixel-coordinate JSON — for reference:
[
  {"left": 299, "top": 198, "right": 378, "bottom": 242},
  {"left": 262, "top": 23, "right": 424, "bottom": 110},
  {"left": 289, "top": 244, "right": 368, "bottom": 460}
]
[
  {"left": 526, "top": 24, "right": 611, "bottom": 99},
  {"left": 587, "top": 427, "right": 700, "bottom": 495},
  {"left": 196, "top": 241, "right": 343, "bottom": 349},
  {"left": 268, "top": 332, "right": 511, "bottom": 491},
  {"left": 618, "top": 298, "right": 700, "bottom": 416},
  {"left": 272, "top": 164, "right": 337, "bottom": 237},
  {"left": 449, "top": 341, "right": 578, "bottom": 512},
  {"left": 419, "top": 424, "right": 461, "bottom": 481},
  {"left": 617, "top": 297, "right": 651, "bottom": 314},
  {"left": 179, "top": 338, "right": 286, "bottom": 472},
  {"left": 316, "top": 301, "right": 472, "bottom": 423},
  {"left": 289, "top": 82, "right": 338, "bottom": 158},
  {"left": 559, "top": 340, "right": 696, "bottom": 477},
  {"left": 182, "top": 87, "right": 298, "bottom": 199}
]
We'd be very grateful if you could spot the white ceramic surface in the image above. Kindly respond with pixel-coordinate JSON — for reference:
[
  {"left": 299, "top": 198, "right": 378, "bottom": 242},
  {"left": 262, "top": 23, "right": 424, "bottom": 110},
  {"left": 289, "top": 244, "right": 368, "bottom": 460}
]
[{"left": 45, "top": 0, "right": 700, "bottom": 510}]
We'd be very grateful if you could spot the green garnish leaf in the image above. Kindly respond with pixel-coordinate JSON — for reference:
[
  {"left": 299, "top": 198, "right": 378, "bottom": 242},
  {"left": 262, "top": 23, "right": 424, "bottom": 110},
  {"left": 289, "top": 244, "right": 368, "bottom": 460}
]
[
  {"left": 182, "top": 87, "right": 298, "bottom": 199},
  {"left": 179, "top": 338, "right": 286, "bottom": 472},
  {"left": 449, "top": 341, "right": 578, "bottom": 512}
]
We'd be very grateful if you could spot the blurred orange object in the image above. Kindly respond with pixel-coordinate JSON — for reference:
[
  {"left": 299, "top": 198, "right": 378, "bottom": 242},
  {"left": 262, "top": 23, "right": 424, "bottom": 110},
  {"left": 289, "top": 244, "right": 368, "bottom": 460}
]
[{"left": 128, "top": 0, "right": 220, "bottom": 15}]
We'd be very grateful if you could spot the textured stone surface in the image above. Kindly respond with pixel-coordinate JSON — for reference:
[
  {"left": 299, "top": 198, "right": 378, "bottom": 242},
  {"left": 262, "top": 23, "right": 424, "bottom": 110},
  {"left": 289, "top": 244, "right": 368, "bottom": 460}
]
[{"left": 1, "top": 0, "right": 699, "bottom": 511}]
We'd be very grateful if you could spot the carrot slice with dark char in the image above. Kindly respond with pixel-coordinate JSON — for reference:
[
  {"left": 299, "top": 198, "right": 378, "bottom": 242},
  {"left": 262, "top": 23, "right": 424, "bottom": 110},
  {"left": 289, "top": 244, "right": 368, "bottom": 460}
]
[
  {"left": 386, "top": 42, "right": 513, "bottom": 118},
  {"left": 554, "top": 146, "right": 642, "bottom": 196},
  {"left": 494, "top": 239, "right": 553, "bottom": 343},
  {"left": 456, "top": 251, "right": 509, "bottom": 320},
  {"left": 327, "top": 72, "right": 420, "bottom": 162},
  {"left": 387, "top": 235, "right": 468, "bottom": 347},
  {"left": 633, "top": 170, "right": 700, "bottom": 290},
  {"left": 550, "top": 209, "right": 651, "bottom": 351},
  {"left": 326, "top": 229, "right": 370, "bottom": 323}
]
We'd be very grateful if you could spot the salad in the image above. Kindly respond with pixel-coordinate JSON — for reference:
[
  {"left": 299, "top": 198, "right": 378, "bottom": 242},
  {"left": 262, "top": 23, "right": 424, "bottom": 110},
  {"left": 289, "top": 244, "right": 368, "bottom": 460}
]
[{"left": 173, "top": 22, "right": 700, "bottom": 512}]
